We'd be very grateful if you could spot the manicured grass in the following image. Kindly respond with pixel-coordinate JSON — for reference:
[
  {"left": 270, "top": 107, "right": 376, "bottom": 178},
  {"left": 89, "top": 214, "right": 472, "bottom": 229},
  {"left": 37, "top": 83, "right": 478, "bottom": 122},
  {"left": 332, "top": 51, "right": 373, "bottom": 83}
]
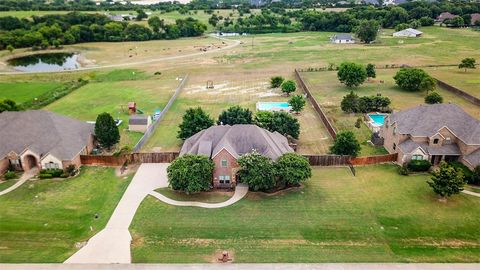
[
  {"left": 142, "top": 72, "right": 332, "bottom": 154},
  {"left": 130, "top": 164, "right": 480, "bottom": 263},
  {"left": 0, "top": 167, "right": 132, "bottom": 263},
  {"left": 0, "top": 179, "right": 18, "bottom": 192},
  {"left": 156, "top": 188, "right": 232, "bottom": 203},
  {"left": 0, "top": 82, "right": 63, "bottom": 103},
  {"left": 44, "top": 69, "right": 177, "bottom": 148},
  {"left": 301, "top": 69, "right": 480, "bottom": 156}
]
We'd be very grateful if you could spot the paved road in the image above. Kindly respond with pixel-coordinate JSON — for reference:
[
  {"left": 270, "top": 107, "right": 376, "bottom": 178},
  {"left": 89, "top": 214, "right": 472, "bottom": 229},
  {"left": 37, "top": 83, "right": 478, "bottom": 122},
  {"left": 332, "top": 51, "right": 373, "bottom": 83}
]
[
  {"left": 3, "top": 263, "right": 480, "bottom": 270},
  {"left": 0, "top": 170, "right": 36, "bottom": 196},
  {"left": 0, "top": 35, "right": 240, "bottom": 75},
  {"left": 149, "top": 183, "right": 248, "bottom": 208},
  {"left": 65, "top": 163, "right": 169, "bottom": 264}
]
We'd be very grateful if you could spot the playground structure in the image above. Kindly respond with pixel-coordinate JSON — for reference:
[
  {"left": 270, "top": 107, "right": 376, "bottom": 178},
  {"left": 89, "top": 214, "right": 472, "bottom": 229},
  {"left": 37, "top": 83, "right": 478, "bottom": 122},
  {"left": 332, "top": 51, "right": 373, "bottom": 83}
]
[{"left": 206, "top": 80, "right": 214, "bottom": 89}]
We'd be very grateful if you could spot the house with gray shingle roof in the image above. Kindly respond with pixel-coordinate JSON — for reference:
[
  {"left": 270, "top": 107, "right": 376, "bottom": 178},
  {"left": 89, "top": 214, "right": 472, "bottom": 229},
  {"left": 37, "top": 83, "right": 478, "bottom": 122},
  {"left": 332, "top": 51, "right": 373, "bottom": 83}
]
[
  {"left": 380, "top": 104, "right": 480, "bottom": 169},
  {"left": 0, "top": 110, "right": 95, "bottom": 174},
  {"left": 180, "top": 124, "right": 294, "bottom": 188},
  {"left": 331, "top": 34, "right": 355, "bottom": 44}
]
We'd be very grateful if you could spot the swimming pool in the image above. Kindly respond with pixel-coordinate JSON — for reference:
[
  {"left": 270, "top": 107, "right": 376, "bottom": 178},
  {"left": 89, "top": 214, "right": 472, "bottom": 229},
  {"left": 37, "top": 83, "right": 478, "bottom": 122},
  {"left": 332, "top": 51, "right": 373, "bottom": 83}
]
[
  {"left": 368, "top": 114, "right": 386, "bottom": 127},
  {"left": 256, "top": 102, "right": 291, "bottom": 111}
]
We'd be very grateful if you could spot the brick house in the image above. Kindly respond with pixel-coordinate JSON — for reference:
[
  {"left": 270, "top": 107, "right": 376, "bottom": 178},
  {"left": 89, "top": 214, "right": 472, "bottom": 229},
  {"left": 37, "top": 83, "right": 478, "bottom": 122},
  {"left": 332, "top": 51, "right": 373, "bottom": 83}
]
[
  {"left": 380, "top": 104, "right": 480, "bottom": 170},
  {"left": 436, "top": 12, "right": 458, "bottom": 22},
  {"left": 180, "top": 124, "right": 294, "bottom": 188},
  {"left": 0, "top": 110, "right": 95, "bottom": 174}
]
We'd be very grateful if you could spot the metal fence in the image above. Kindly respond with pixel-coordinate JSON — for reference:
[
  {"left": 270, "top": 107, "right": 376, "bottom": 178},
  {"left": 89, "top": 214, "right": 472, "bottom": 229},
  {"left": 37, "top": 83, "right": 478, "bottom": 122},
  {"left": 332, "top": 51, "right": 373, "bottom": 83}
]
[{"left": 132, "top": 75, "right": 188, "bottom": 153}]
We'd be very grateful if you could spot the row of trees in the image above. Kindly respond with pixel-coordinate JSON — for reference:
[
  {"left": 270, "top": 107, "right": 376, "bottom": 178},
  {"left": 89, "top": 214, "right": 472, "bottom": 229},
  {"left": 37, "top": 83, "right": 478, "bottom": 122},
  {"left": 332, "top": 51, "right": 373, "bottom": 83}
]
[
  {"left": 178, "top": 106, "right": 301, "bottom": 140},
  {"left": 0, "top": 12, "right": 207, "bottom": 50},
  {"left": 341, "top": 91, "right": 391, "bottom": 114},
  {"left": 167, "top": 151, "right": 312, "bottom": 193}
]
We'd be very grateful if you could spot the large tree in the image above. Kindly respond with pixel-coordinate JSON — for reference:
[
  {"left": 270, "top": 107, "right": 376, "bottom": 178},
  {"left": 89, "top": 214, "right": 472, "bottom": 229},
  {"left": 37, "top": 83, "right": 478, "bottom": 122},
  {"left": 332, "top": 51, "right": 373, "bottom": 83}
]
[
  {"left": 254, "top": 111, "right": 300, "bottom": 139},
  {"left": 178, "top": 107, "right": 214, "bottom": 140},
  {"left": 270, "top": 76, "right": 284, "bottom": 88},
  {"left": 167, "top": 154, "right": 214, "bottom": 194},
  {"left": 366, "top": 63, "right": 376, "bottom": 79},
  {"left": 458, "top": 58, "right": 476, "bottom": 72},
  {"left": 288, "top": 95, "right": 306, "bottom": 114},
  {"left": 337, "top": 62, "right": 367, "bottom": 88},
  {"left": 356, "top": 19, "right": 380, "bottom": 44},
  {"left": 330, "top": 131, "right": 361, "bottom": 157},
  {"left": 94, "top": 112, "right": 120, "bottom": 149},
  {"left": 427, "top": 161, "right": 465, "bottom": 201},
  {"left": 217, "top": 106, "right": 253, "bottom": 125},
  {"left": 419, "top": 76, "right": 437, "bottom": 94},
  {"left": 393, "top": 68, "right": 432, "bottom": 92},
  {"left": 281, "top": 80, "right": 296, "bottom": 96},
  {"left": 275, "top": 153, "right": 312, "bottom": 186},
  {"left": 237, "top": 151, "right": 276, "bottom": 191}
]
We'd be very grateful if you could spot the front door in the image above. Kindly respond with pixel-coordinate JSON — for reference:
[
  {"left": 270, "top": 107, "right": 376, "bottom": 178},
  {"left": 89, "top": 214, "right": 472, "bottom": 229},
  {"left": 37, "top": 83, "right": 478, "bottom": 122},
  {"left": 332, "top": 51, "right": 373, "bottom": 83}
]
[{"left": 430, "top": 155, "right": 442, "bottom": 165}]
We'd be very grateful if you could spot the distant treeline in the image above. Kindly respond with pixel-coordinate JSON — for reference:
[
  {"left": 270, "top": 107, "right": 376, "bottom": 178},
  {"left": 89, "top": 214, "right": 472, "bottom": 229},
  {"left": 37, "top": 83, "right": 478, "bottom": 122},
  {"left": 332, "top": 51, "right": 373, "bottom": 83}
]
[
  {"left": 0, "top": 12, "right": 206, "bottom": 50},
  {"left": 214, "top": 0, "right": 480, "bottom": 34}
]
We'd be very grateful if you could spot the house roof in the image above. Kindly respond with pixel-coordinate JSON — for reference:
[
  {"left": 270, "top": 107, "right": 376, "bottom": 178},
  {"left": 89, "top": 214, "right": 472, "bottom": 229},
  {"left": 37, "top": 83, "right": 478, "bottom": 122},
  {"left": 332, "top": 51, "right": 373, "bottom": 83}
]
[
  {"left": 0, "top": 110, "right": 93, "bottom": 161},
  {"left": 437, "top": 12, "right": 458, "bottom": 21},
  {"left": 129, "top": 115, "right": 149, "bottom": 125},
  {"left": 465, "top": 149, "right": 480, "bottom": 167},
  {"left": 398, "top": 139, "right": 461, "bottom": 156},
  {"left": 394, "top": 28, "right": 423, "bottom": 36},
  {"left": 471, "top": 13, "right": 480, "bottom": 25},
  {"left": 332, "top": 34, "right": 354, "bottom": 40},
  {"left": 180, "top": 124, "right": 293, "bottom": 160},
  {"left": 387, "top": 104, "right": 480, "bottom": 145}
]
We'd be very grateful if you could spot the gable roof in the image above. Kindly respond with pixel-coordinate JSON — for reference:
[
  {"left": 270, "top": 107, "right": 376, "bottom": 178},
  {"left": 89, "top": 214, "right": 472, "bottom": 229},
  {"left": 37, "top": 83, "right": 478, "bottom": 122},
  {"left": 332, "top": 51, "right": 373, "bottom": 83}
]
[
  {"left": 129, "top": 115, "right": 149, "bottom": 125},
  {"left": 398, "top": 139, "right": 461, "bottom": 156},
  {"left": 394, "top": 28, "right": 423, "bottom": 36},
  {"left": 0, "top": 110, "right": 93, "bottom": 161},
  {"left": 387, "top": 104, "right": 480, "bottom": 145},
  {"left": 437, "top": 12, "right": 458, "bottom": 21},
  {"left": 180, "top": 124, "right": 293, "bottom": 160},
  {"left": 471, "top": 13, "right": 480, "bottom": 25}
]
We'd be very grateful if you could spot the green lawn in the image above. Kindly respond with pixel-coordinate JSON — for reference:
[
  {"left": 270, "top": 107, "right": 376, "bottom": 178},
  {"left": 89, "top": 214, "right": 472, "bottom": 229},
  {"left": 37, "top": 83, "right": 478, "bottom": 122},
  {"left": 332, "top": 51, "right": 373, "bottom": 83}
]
[
  {"left": 44, "top": 69, "right": 177, "bottom": 149},
  {"left": 301, "top": 69, "right": 480, "bottom": 156},
  {"left": 0, "top": 167, "right": 132, "bottom": 263},
  {"left": 156, "top": 188, "right": 232, "bottom": 203},
  {"left": 0, "top": 82, "right": 63, "bottom": 103},
  {"left": 130, "top": 165, "right": 480, "bottom": 263}
]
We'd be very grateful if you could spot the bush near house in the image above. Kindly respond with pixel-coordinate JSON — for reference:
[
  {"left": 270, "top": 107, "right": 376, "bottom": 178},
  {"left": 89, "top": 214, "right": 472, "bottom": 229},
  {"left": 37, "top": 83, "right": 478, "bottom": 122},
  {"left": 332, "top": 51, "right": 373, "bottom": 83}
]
[
  {"left": 449, "top": 161, "right": 474, "bottom": 183},
  {"left": 275, "top": 153, "right": 312, "bottom": 187},
  {"left": 167, "top": 154, "right": 214, "bottom": 194},
  {"left": 407, "top": 160, "right": 431, "bottom": 172},
  {"left": 3, "top": 171, "right": 17, "bottom": 180},
  {"left": 330, "top": 131, "right": 361, "bottom": 157},
  {"left": 427, "top": 161, "right": 465, "bottom": 200},
  {"left": 237, "top": 151, "right": 276, "bottom": 192},
  {"left": 39, "top": 169, "right": 66, "bottom": 179}
]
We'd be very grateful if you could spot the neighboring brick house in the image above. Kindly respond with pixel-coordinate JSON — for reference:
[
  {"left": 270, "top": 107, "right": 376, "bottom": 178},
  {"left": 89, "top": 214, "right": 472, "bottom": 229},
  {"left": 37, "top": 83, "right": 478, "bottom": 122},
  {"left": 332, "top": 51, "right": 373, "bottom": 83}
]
[
  {"left": 436, "top": 12, "right": 458, "bottom": 22},
  {"left": 180, "top": 124, "right": 294, "bottom": 188},
  {"left": 0, "top": 110, "right": 95, "bottom": 174},
  {"left": 471, "top": 13, "right": 480, "bottom": 25},
  {"left": 380, "top": 104, "right": 480, "bottom": 170}
]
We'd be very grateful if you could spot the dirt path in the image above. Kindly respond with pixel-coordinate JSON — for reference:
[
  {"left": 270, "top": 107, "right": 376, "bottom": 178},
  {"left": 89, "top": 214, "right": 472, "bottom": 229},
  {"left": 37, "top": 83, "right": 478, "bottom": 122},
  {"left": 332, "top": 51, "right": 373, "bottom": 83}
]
[{"left": 0, "top": 35, "right": 240, "bottom": 75}]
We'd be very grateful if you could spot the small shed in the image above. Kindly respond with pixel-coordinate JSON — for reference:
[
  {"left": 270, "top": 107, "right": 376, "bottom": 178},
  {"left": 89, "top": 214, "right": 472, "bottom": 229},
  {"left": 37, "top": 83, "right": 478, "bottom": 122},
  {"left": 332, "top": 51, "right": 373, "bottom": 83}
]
[
  {"left": 128, "top": 115, "right": 151, "bottom": 133},
  {"left": 393, "top": 28, "right": 423, "bottom": 38},
  {"left": 331, "top": 34, "right": 355, "bottom": 44}
]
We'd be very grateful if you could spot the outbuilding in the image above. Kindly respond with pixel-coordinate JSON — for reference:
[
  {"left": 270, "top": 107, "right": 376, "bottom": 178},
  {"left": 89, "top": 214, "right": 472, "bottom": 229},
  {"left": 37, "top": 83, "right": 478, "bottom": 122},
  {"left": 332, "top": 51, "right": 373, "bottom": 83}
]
[
  {"left": 393, "top": 28, "right": 423, "bottom": 37},
  {"left": 128, "top": 115, "right": 152, "bottom": 133}
]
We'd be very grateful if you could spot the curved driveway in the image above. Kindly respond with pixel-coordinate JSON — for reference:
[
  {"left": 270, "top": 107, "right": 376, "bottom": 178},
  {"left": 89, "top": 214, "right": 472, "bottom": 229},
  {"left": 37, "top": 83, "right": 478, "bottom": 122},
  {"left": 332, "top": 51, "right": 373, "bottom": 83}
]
[{"left": 0, "top": 35, "right": 240, "bottom": 75}]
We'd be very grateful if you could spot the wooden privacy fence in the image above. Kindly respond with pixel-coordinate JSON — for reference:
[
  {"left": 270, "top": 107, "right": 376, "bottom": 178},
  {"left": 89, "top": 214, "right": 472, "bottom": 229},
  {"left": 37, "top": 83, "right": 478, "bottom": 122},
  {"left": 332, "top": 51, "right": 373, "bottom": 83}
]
[
  {"left": 349, "top": 153, "right": 397, "bottom": 166},
  {"left": 435, "top": 79, "right": 480, "bottom": 106},
  {"left": 294, "top": 69, "right": 337, "bottom": 139},
  {"left": 80, "top": 152, "right": 180, "bottom": 166}
]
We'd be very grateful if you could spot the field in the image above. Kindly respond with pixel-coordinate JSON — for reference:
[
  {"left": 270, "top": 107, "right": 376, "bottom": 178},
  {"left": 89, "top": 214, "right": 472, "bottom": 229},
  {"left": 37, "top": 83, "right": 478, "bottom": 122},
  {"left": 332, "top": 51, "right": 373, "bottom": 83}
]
[
  {"left": 300, "top": 69, "right": 480, "bottom": 156},
  {"left": 44, "top": 69, "right": 179, "bottom": 149},
  {"left": 130, "top": 164, "right": 480, "bottom": 263},
  {"left": 0, "top": 82, "right": 62, "bottom": 103},
  {"left": 0, "top": 167, "right": 133, "bottom": 263},
  {"left": 142, "top": 71, "right": 333, "bottom": 154},
  {"left": 428, "top": 66, "right": 480, "bottom": 99}
]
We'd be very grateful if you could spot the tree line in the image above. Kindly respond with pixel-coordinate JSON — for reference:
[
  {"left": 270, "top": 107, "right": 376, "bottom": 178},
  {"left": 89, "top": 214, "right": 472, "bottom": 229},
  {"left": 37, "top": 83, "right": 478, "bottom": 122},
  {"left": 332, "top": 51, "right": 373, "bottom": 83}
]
[{"left": 0, "top": 12, "right": 207, "bottom": 50}]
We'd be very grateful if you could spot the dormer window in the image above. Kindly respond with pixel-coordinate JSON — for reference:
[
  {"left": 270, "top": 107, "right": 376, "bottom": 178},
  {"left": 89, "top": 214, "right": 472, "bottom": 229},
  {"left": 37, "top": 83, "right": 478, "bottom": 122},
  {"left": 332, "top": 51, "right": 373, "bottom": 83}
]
[
  {"left": 433, "top": 138, "right": 439, "bottom": 145},
  {"left": 445, "top": 137, "right": 451, "bottom": 144}
]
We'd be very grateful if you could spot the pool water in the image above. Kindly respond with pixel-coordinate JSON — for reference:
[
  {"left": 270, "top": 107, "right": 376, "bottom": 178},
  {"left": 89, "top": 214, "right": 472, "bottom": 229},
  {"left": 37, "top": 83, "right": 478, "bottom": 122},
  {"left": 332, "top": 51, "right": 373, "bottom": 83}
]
[
  {"left": 369, "top": 114, "right": 386, "bottom": 126},
  {"left": 257, "top": 102, "right": 290, "bottom": 111}
]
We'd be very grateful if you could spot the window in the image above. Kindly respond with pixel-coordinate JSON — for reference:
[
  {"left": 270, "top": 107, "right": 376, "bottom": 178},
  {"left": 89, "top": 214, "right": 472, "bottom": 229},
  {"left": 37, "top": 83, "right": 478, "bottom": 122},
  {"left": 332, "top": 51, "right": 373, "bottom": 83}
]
[
  {"left": 433, "top": 138, "right": 439, "bottom": 144},
  {"left": 393, "top": 143, "right": 396, "bottom": 150},
  {"left": 44, "top": 162, "right": 59, "bottom": 169},
  {"left": 412, "top": 155, "right": 423, "bottom": 160},
  {"left": 10, "top": 159, "right": 20, "bottom": 165},
  {"left": 221, "top": 159, "right": 228, "bottom": 167},
  {"left": 445, "top": 137, "right": 451, "bottom": 144}
]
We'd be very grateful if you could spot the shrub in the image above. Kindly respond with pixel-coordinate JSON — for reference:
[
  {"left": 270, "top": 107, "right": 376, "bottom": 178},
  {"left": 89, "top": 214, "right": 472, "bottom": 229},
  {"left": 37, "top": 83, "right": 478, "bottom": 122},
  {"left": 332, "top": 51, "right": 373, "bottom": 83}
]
[
  {"left": 449, "top": 161, "right": 474, "bottom": 183},
  {"left": 254, "top": 111, "right": 300, "bottom": 139},
  {"left": 341, "top": 92, "right": 391, "bottom": 113},
  {"left": 4, "top": 170, "right": 17, "bottom": 180},
  {"left": 281, "top": 80, "right": 296, "bottom": 95},
  {"left": 394, "top": 68, "right": 432, "bottom": 92},
  {"left": 288, "top": 95, "right": 306, "bottom": 114},
  {"left": 39, "top": 173, "right": 53, "bottom": 179},
  {"left": 355, "top": 117, "right": 362, "bottom": 129},
  {"left": 270, "top": 76, "right": 284, "bottom": 88},
  {"left": 95, "top": 112, "right": 120, "bottom": 149},
  {"left": 65, "top": 165, "right": 77, "bottom": 176},
  {"left": 167, "top": 154, "right": 214, "bottom": 194},
  {"left": 398, "top": 164, "right": 409, "bottom": 175},
  {"left": 428, "top": 161, "right": 465, "bottom": 200},
  {"left": 40, "top": 169, "right": 64, "bottom": 178},
  {"left": 472, "top": 166, "right": 480, "bottom": 185},
  {"left": 406, "top": 159, "right": 431, "bottom": 172},
  {"left": 424, "top": 91, "right": 443, "bottom": 104},
  {"left": 275, "top": 153, "right": 312, "bottom": 186}
]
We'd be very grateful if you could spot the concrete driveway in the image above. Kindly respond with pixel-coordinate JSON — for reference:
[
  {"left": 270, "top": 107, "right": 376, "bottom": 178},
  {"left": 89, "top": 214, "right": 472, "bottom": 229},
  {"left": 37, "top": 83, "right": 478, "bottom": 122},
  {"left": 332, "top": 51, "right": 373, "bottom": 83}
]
[{"left": 65, "top": 163, "right": 169, "bottom": 264}]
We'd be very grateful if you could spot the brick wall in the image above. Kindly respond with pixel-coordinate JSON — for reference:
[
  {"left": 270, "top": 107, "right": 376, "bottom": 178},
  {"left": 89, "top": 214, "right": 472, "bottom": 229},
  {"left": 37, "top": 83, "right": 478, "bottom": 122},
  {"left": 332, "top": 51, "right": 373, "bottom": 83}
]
[
  {"left": 0, "top": 158, "right": 9, "bottom": 175},
  {"left": 212, "top": 149, "right": 239, "bottom": 188}
]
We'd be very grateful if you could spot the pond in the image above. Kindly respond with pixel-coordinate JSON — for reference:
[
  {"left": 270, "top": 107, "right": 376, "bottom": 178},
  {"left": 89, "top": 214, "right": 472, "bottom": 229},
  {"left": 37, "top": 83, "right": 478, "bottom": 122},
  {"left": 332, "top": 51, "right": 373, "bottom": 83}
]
[{"left": 8, "top": 53, "right": 80, "bottom": 72}]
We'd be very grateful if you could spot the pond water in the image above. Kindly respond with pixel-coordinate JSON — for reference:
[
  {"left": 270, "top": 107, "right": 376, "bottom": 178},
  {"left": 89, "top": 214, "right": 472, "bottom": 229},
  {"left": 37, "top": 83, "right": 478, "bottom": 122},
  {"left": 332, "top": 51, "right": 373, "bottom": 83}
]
[{"left": 8, "top": 53, "right": 80, "bottom": 72}]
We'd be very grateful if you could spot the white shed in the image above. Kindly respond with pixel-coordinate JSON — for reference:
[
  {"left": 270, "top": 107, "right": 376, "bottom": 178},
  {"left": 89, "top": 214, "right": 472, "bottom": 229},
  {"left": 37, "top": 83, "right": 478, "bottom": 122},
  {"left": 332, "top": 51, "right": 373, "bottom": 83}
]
[{"left": 393, "top": 28, "right": 423, "bottom": 38}]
